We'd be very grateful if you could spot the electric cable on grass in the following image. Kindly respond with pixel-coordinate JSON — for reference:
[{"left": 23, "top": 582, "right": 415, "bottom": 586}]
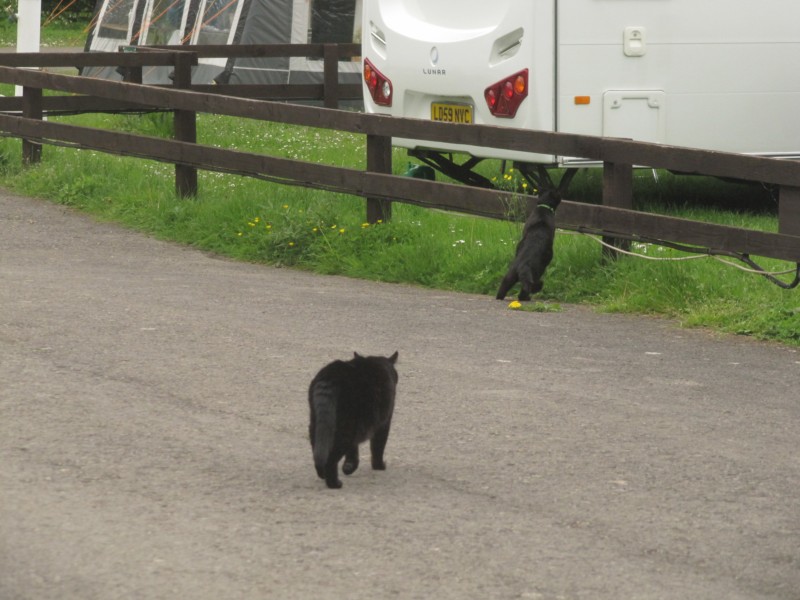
[{"left": 563, "top": 229, "right": 800, "bottom": 289}]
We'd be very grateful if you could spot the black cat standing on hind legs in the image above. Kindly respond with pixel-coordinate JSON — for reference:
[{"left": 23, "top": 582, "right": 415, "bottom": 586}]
[
  {"left": 496, "top": 168, "right": 577, "bottom": 301},
  {"left": 308, "top": 351, "right": 399, "bottom": 489}
]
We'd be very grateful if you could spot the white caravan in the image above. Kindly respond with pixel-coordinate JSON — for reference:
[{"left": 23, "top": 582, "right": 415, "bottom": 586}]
[{"left": 361, "top": 0, "right": 800, "bottom": 170}]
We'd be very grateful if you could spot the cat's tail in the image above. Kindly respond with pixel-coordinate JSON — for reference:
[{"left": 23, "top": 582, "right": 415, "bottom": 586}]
[{"left": 310, "top": 382, "right": 337, "bottom": 475}]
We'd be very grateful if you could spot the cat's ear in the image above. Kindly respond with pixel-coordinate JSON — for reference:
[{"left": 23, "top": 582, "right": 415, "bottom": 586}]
[
  {"left": 389, "top": 351, "right": 399, "bottom": 363},
  {"left": 353, "top": 351, "right": 362, "bottom": 359}
]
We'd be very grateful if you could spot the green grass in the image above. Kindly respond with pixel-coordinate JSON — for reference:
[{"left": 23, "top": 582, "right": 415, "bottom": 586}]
[
  {"left": 0, "top": 17, "right": 89, "bottom": 48},
  {"left": 0, "top": 111, "right": 797, "bottom": 346}
]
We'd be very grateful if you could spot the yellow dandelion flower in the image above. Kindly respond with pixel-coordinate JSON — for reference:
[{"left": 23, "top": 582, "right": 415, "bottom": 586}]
[
  {"left": 377, "top": 219, "right": 383, "bottom": 224},
  {"left": 361, "top": 222, "right": 370, "bottom": 228},
  {"left": 247, "top": 222, "right": 255, "bottom": 227},
  {"left": 339, "top": 228, "right": 346, "bottom": 234},
  {"left": 237, "top": 232, "right": 243, "bottom": 236},
  {"left": 254, "top": 217, "right": 260, "bottom": 223},
  {"left": 282, "top": 204, "right": 289, "bottom": 209},
  {"left": 288, "top": 241, "right": 295, "bottom": 247},
  {"left": 508, "top": 301, "right": 522, "bottom": 309},
  {"left": 331, "top": 224, "right": 337, "bottom": 229},
  {"left": 312, "top": 227, "right": 318, "bottom": 233}
]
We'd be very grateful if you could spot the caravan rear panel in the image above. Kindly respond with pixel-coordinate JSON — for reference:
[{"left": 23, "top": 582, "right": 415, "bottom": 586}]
[
  {"left": 363, "top": 0, "right": 557, "bottom": 163},
  {"left": 362, "top": 0, "right": 800, "bottom": 164}
]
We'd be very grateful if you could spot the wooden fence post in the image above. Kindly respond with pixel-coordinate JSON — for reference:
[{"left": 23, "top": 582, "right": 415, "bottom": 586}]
[
  {"left": 323, "top": 44, "right": 339, "bottom": 109},
  {"left": 126, "top": 64, "right": 143, "bottom": 84},
  {"left": 21, "top": 86, "right": 42, "bottom": 165},
  {"left": 118, "top": 47, "right": 142, "bottom": 84},
  {"left": 602, "top": 161, "right": 633, "bottom": 257},
  {"left": 366, "top": 134, "right": 392, "bottom": 223},
  {"left": 779, "top": 186, "right": 800, "bottom": 239},
  {"left": 173, "top": 51, "right": 197, "bottom": 198}
]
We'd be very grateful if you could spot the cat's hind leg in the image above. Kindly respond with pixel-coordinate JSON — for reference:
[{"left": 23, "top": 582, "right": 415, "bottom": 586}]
[
  {"left": 370, "top": 423, "right": 392, "bottom": 470},
  {"left": 520, "top": 279, "right": 544, "bottom": 301},
  {"left": 517, "top": 265, "right": 534, "bottom": 301},
  {"left": 323, "top": 455, "right": 343, "bottom": 489},
  {"left": 496, "top": 268, "right": 519, "bottom": 300},
  {"left": 342, "top": 445, "right": 360, "bottom": 475},
  {"left": 310, "top": 423, "right": 325, "bottom": 479}
]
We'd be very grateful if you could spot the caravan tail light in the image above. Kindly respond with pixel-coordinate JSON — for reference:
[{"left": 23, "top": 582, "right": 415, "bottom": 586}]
[
  {"left": 484, "top": 69, "right": 528, "bottom": 118},
  {"left": 363, "top": 58, "right": 393, "bottom": 106}
]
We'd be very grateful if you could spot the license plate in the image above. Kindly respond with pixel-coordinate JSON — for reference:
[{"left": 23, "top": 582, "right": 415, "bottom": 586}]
[{"left": 431, "top": 102, "right": 473, "bottom": 124}]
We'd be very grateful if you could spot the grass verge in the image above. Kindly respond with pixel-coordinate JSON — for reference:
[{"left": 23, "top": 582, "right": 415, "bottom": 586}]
[
  {"left": 0, "top": 111, "right": 797, "bottom": 347},
  {"left": 0, "top": 18, "right": 89, "bottom": 48}
]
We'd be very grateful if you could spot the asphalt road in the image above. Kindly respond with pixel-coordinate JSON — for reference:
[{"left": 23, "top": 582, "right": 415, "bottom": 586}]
[{"left": 2, "top": 191, "right": 799, "bottom": 600}]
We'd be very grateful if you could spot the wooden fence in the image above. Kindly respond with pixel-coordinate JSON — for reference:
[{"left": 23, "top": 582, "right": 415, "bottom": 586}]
[{"left": 0, "top": 46, "right": 799, "bottom": 276}]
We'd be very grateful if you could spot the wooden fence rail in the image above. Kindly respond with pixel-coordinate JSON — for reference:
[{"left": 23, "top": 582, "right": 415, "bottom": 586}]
[{"left": 0, "top": 47, "right": 799, "bottom": 269}]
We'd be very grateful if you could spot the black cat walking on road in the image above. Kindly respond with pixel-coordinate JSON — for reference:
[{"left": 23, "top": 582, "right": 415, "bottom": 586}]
[{"left": 308, "top": 351, "right": 399, "bottom": 489}]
